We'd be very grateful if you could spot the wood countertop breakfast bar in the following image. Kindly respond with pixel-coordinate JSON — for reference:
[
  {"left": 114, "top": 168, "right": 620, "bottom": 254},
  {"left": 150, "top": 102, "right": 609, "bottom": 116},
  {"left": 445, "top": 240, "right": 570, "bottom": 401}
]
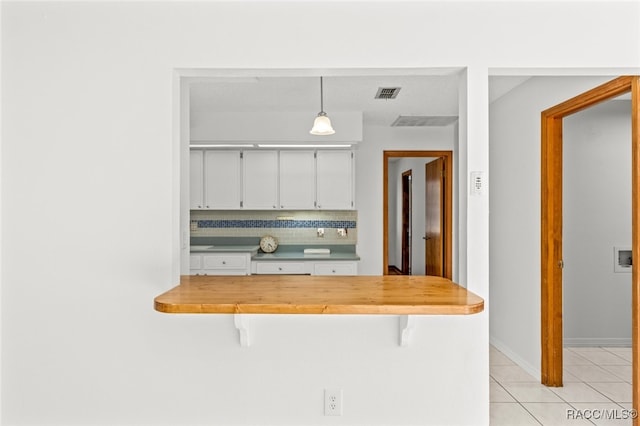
[{"left": 154, "top": 275, "right": 484, "bottom": 315}]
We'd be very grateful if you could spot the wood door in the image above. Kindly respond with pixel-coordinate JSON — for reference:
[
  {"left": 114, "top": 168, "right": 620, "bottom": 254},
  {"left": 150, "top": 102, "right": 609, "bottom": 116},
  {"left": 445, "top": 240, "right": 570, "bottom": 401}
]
[
  {"left": 401, "top": 170, "right": 412, "bottom": 274},
  {"left": 425, "top": 157, "right": 445, "bottom": 276}
]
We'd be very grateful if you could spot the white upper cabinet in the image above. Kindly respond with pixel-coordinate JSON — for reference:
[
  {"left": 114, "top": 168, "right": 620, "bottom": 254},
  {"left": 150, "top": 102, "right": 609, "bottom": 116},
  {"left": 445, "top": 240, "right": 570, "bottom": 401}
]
[
  {"left": 189, "top": 148, "right": 355, "bottom": 210},
  {"left": 316, "top": 150, "right": 354, "bottom": 209},
  {"left": 204, "top": 150, "right": 242, "bottom": 209},
  {"left": 190, "top": 150, "right": 204, "bottom": 209},
  {"left": 243, "top": 151, "right": 279, "bottom": 209},
  {"left": 279, "top": 150, "right": 316, "bottom": 209}
]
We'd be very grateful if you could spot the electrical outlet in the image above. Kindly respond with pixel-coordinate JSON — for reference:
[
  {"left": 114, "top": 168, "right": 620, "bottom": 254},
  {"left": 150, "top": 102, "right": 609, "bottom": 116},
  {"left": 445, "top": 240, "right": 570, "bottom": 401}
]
[
  {"left": 337, "top": 228, "right": 348, "bottom": 237},
  {"left": 324, "top": 389, "right": 343, "bottom": 416},
  {"left": 317, "top": 228, "right": 325, "bottom": 238}
]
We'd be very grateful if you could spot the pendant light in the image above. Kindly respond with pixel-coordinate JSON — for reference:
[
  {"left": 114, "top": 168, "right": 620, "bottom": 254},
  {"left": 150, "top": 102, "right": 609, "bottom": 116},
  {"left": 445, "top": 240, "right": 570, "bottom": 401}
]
[{"left": 310, "top": 76, "right": 335, "bottom": 135}]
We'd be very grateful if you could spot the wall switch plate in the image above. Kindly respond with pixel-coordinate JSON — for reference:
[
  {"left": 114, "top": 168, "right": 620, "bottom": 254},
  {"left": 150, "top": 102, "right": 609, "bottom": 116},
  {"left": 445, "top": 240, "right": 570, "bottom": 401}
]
[
  {"left": 470, "top": 171, "right": 486, "bottom": 196},
  {"left": 324, "top": 389, "right": 343, "bottom": 416}
]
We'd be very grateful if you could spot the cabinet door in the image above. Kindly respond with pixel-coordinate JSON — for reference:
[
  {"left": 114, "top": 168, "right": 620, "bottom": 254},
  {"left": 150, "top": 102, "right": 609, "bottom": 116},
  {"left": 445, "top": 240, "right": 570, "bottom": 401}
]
[
  {"left": 243, "top": 151, "right": 279, "bottom": 209},
  {"left": 279, "top": 150, "right": 316, "bottom": 209},
  {"left": 189, "top": 254, "right": 203, "bottom": 274},
  {"left": 189, "top": 150, "right": 204, "bottom": 209},
  {"left": 316, "top": 150, "right": 354, "bottom": 209},
  {"left": 204, "top": 150, "right": 242, "bottom": 209}
]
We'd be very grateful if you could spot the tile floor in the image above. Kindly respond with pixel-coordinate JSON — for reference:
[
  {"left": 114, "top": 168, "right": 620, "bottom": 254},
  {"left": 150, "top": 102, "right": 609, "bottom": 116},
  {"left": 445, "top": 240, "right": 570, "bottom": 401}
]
[{"left": 491, "top": 346, "right": 634, "bottom": 425}]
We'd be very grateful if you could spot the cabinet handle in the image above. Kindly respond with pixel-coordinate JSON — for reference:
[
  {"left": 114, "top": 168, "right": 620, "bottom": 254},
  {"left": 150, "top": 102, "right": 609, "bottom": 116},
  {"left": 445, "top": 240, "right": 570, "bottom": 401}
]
[
  {"left": 278, "top": 267, "right": 282, "bottom": 271},
  {"left": 332, "top": 269, "right": 336, "bottom": 273},
  {"left": 273, "top": 205, "right": 276, "bottom": 209},
  {"left": 222, "top": 261, "right": 226, "bottom": 265},
  {"left": 281, "top": 205, "right": 283, "bottom": 208}
]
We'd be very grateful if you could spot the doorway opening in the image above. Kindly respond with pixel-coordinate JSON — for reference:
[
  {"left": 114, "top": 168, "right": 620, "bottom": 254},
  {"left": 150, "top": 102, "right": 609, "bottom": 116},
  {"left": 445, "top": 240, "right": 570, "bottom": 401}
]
[
  {"left": 540, "top": 76, "right": 639, "bottom": 410},
  {"left": 401, "top": 170, "right": 413, "bottom": 275},
  {"left": 383, "top": 150, "right": 453, "bottom": 278}
]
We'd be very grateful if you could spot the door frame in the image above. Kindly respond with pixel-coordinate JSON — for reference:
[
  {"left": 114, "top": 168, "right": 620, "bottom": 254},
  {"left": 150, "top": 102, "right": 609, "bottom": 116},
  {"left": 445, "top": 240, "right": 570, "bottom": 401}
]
[
  {"left": 401, "top": 169, "right": 413, "bottom": 274},
  {"left": 541, "top": 77, "right": 639, "bottom": 415},
  {"left": 383, "top": 150, "right": 453, "bottom": 278}
]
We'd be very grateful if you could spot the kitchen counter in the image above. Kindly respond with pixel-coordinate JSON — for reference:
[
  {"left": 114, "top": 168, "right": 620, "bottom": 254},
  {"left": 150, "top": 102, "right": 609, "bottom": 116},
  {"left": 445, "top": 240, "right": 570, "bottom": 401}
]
[
  {"left": 252, "top": 251, "right": 360, "bottom": 261},
  {"left": 190, "top": 245, "right": 260, "bottom": 253},
  {"left": 154, "top": 275, "right": 484, "bottom": 315}
]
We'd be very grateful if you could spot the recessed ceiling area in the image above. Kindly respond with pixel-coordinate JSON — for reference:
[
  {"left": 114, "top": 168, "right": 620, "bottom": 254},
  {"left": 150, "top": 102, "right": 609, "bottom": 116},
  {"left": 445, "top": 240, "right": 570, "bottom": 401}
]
[
  {"left": 189, "top": 73, "right": 462, "bottom": 128},
  {"left": 188, "top": 71, "right": 536, "bottom": 131}
]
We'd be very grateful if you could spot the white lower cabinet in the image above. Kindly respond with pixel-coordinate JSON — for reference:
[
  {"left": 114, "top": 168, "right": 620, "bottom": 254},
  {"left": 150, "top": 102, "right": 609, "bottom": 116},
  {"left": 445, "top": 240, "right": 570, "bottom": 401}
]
[
  {"left": 251, "top": 260, "right": 358, "bottom": 276},
  {"left": 254, "top": 262, "right": 307, "bottom": 275},
  {"left": 313, "top": 262, "right": 358, "bottom": 276},
  {"left": 191, "top": 253, "right": 252, "bottom": 275}
]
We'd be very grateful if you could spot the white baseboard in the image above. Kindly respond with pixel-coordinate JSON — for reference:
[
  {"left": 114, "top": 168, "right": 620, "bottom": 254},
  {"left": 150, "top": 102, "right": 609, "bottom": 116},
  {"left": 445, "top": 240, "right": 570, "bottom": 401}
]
[
  {"left": 564, "top": 337, "right": 631, "bottom": 347},
  {"left": 489, "top": 335, "right": 541, "bottom": 381}
]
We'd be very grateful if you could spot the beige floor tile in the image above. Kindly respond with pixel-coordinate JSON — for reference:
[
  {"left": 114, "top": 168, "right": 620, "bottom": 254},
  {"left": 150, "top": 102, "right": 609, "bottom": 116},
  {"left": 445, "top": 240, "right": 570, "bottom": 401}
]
[
  {"left": 490, "top": 382, "right": 516, "bottom": 402},
  {"left": 491, "top": 349, "right": 517, "bottom": 366},
  {"left": 577, "top": 350, "right": 630, "bottom": 366},
  {"left": 522, "top": 402, "right": 593, "bottom": 425},
  {"left": 500, "top": 382, "right": 565, "bottom": 403},
  {"left": 570, "top": 402, "right": 634, "bottom": 426},
  {"left": 548, "top": 382, "right": 611, "bottom": 403},
  {"left": 490, "top": 403, "right": 540, "bottom": 426},
  {"left": 564, "top": 365, "right": 624, "bottom": 383},
  {"left": 562, "top": 369, "right": 583, "bottom": 383},
  {"left": 601, "top": 365, "right": 632, "bottom": 383},
  {"left": 603, "top": 348, "right": 632, "bottom": 362},
  {"left": 563, "top": 349, "right": 595, "bottom": 366},
  {"left": 490, "top": 365, "right": 538, "bottom": 383},
  {"left": 587, "top": 382, "right": 632, "bottom": 403}
]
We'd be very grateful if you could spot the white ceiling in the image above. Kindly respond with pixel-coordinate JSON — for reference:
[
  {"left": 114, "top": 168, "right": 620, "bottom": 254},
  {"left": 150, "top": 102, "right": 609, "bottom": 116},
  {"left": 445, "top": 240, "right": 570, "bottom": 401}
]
[{"left": 189, "top": 72, "right": 531, "bottom": 128}]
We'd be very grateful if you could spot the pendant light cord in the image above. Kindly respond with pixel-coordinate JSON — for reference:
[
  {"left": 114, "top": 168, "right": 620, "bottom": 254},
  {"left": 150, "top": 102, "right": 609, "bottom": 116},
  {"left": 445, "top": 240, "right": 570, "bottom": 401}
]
[{"left": 320, "top": 76, "right": 324, "bottom": 114}]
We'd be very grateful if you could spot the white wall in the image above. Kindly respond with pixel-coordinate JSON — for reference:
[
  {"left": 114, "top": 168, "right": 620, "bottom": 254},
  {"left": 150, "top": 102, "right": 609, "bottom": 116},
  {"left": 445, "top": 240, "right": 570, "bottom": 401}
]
[
  {"left": 488, "top": 76, "right": 626, "bottom": 376},
  {"left": 563, "top": 100, "right": 632, "bottom": 346},
  {"left": 356, "top": 126, "right": 454, "bottom": 276},
  {"left": 2, "top": 1, "right": 639, "bottom": 425}
]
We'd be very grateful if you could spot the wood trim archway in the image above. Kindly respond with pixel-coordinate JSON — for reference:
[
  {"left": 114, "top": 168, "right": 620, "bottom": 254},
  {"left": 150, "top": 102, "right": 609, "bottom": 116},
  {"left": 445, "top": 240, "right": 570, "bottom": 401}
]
[
  {"left": 383, "top": 150, "right": 453, "bottom": 279},
  {"left": 541, "top": 76, "right": 640, "bottom": 419}
]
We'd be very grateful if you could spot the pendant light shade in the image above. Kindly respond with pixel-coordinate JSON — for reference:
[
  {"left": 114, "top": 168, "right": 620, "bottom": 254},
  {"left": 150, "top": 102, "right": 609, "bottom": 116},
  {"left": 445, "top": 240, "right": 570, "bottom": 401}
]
[{"left": 310, "top": 77, "right": 335, "bottom": 135}]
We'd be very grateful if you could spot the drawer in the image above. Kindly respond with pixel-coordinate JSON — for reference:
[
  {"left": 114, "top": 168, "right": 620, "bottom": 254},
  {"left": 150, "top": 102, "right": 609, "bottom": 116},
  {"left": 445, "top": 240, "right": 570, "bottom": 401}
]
[
  {"left": 313, "top": 262, "right": 357, "bottom": 276},
  {"left": 202, "top": 254, "right": 248, "bottom": 270},
  {"left": 255, "top": 262, "right": 307, "bottom": 275}
]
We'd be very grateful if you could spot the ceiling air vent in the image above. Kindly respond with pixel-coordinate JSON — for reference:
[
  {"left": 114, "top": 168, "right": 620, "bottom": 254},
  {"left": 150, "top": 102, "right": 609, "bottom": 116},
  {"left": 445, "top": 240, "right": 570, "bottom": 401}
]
[
  {"left": 391, "top": 115, "right": 458, "bottom": 127},
  {"left": 375, "top": 87, "right": 401, "bottom": 99}
]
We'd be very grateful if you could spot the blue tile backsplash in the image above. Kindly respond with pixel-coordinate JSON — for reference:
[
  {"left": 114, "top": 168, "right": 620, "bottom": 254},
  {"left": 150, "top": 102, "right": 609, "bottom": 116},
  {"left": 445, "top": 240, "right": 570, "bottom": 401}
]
[
  {"left": 196, "top": 219, "right": 357, "bottom": 229},
  {"left": 190, "top": 210, "right": 357, "bottom": 244}
]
